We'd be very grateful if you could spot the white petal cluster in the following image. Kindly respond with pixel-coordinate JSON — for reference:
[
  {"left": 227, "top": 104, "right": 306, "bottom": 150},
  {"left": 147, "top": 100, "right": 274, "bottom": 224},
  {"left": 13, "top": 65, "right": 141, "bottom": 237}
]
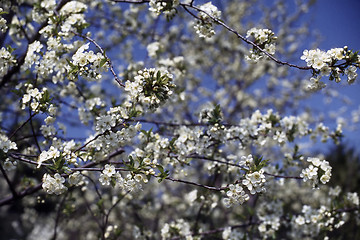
[
  {"left": 149, "top": 0, "right": 179, "bottom": 16},
  {"left": 42, "top": 173, "right": 67, "bottom": 195},
  {"left": 347, "top": 192, "right": 359, "bottom": 206},
  {"left": 0, "top": 9, "right": 7, "bottom": 33},
  {"left": 300, "top": 157, "right": 332, "bottom": 187},
  {"left": 222, "top": 184, "right": 250, "bottom": 208},
  {"left": 289, "top": 204, "right": 347, "bottom": 238},
  {"left": 69, "top": 43, "right": 108, "bottom": 80},
  {"left": 0, "top": 47, "right": 16, "bottom": 78},
  {"left": 246, "top": 28, "right": 276, "bottom": 62},
  {"left": 222, "top": 227, "right": 245, "bottom": 240},
  {"left": 199, "top": 2, "right": 221, "bottom": 19},
  {"left": 37, "top": 146, "right": 60, "bottom": 168},
  {"left": 301, "top": 49, "right": 332, "bottom": 70},
  {"left": 99, "top": 164, "right": 116, "bottom": 185},
  {"left": 99, "top": 164, "right": 145, "bottom": 191},
  {"left": 68, "top": 172, "right": 84, "bottom": 186},
  {"left": 257, "top": 201, "right": 283, "bottom": 238},
  {"left": 22, "top": 41, "right": 43, "bottom": 70},
  {"left": 161, "top": 219, "right": 191, "bottom": 240},
  {"left": 38, "top": 1, "right": 87, "bottom": 39},
  {"left": 242, "top": 169, "right": 266, "bottom": 194},
  {"left": 0, "top": 134, "right": 17, "bottom": 153},
  {"left": 124, "top": 68, "right": 175, "bottom": 109},
  {"left": 115, "top": 173, "right": 145, "bottom": 192},
  {"left": 345, "top": 65, "right": 357, "bottom": 83},
  {"left": 193, "top": 2, "right": 221, "bottom": 38},
  {"left": 174, "top": 126, "right": 204, "bottom": 160},
  {"left": 95, "top": 114, "right": 117, "bottom": 133},
  {"left": 147, "top": 41, "right": 161, "bottom": 58},
  {"left": 60, "top": 1, "right": 87, "bottom": 15},
  {"left": 21, "top": 84, "right": 49, "bottom": 112},
  {"left": 301, "top": 46, "right": 359, "bottom": 88}
]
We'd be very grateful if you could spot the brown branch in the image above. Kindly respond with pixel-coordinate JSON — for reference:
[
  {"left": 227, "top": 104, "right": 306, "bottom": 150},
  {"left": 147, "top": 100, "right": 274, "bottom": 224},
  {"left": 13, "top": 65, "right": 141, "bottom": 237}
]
[{"left": 0, "top": 183, "right": 42, "bottom": 207}]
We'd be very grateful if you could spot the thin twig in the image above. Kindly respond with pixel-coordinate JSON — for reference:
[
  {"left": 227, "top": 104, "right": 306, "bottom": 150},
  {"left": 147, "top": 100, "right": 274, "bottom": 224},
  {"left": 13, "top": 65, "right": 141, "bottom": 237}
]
[
  {"left": 52, "top": 192, "right": 68, "bottom": 240},
  {"left": 28, "top": 108, "right": 41, "bottom": 153},
  {"left": 165, "top": 176, "right": 225, "bottom": 191},
  {"left": 0, "top": 163, "right": 18, "bottom": 197},
  {"left": 9, "top": 112, "right": 37, "bottom": 139},
  {"left": 10, "top": 153, "right": 51, "bottom": 166}
]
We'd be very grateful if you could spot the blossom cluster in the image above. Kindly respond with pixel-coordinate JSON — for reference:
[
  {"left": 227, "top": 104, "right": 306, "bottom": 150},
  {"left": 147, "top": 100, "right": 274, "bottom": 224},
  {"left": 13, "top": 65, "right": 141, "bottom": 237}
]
[
  {"left": 222, "top": 183, "right": 250, "bottom": 208},
  {"left": 222, "top": 154, "right": 266, "bottom": 207},
  {"left": 39, "top": 1, "right": 88, "bottom": 39},
  {"left": 0, "top": 8, "right": 7, "bottom": 33},
  {"left": 149, "top": 0, "right": 179, "bottom": 18},
  {"left": 21, "top": 84, "right": 50, "bottom": 112},
  {"left": 290, "top": 204, "right": 348, "bottom": 238},
  {"left": 0, "top": 133, "right": 17, "bottom": 153},
  {"left": 193, "top": 2, "right": 221, "bottom": 38},
  {"left": 42, "top": 173, "right": 67, "bottom": 195},
  {"left": 242, "top": 169, "right": 266, "bottom": 194},
  {"left": 69, "top": 43, "right": 108, "bottom": 80},
  {"left": 222, "top": 227, "right": 246, "bottom": 240},
  {"left": 246, "top": 28, "right": 277, "bottom": 62},
  {"left": 300, "top": 157, "right": 332, "bottom": 188},
  {"left": 124, "top": 68, "right": 175, "bottom": 109},
  {"left": 99, "top": 164, "right": 145, "bottom": 192},
  {"left": 161, "top": 219, "right": 192, "bottom": 240},
  {"left": 37, "top": 146, "right": 60, "bottom": 168},
  {"left": 301, "top": 46, "right": 359, "bottom": 90},
  {"left": 22, "top": 41, "right": 43, "bottom": 70},
  {"left": 0, "top": 47, "right": 16, "bottom": 78},
  {"left": 257, "top": 201, "right": 283, "bottom": 239}
]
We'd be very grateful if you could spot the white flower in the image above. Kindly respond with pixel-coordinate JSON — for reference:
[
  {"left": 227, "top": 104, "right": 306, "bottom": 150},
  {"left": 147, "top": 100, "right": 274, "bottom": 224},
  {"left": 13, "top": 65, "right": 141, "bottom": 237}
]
[
  {"left": 99, "top": 173, "right": 111, "bottom": 185},
  {"left": 347, "top": 192, "right": 359, "bottom": 206},
  {"left": 95, "top": 115, "right": 117, "bottom": 133},
  {"left": 147, "top": 42, "right": 161, "bottom": 58},
  {"left": 68, "top": 172, "right": 83, "bottom": 186},
  {"left": 103, "top": 164, "right": 116, "bottom": 177}
]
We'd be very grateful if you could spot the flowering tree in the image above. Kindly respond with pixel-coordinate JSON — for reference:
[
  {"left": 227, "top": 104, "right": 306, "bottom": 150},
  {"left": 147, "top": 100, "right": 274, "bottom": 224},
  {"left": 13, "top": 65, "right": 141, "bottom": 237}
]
[{"left": 0, "top": 0, "right": 359, "bottom": 239}]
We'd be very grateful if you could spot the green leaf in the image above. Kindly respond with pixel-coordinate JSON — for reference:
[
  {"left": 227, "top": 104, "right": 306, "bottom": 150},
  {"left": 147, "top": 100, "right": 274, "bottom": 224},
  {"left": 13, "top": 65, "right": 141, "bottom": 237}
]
[{"left": 100, "top": 58, "right": 108, "bottom": 67}]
